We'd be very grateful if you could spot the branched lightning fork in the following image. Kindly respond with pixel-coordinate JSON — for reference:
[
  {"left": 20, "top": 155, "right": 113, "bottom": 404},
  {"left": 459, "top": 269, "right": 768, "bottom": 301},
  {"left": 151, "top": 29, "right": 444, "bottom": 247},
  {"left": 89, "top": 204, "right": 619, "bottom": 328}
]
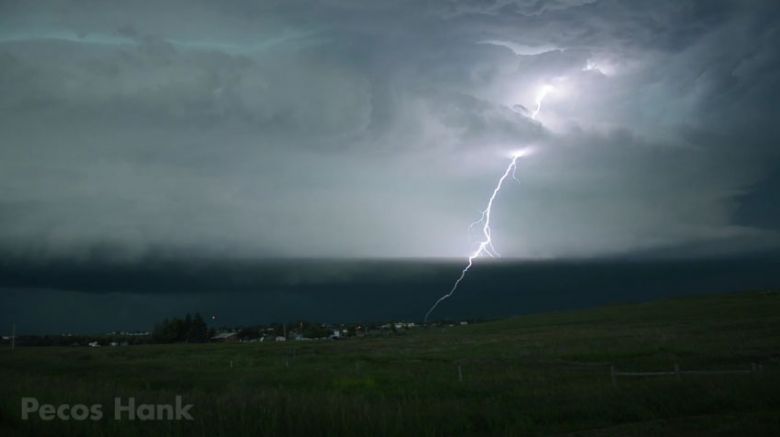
[
  {"left": 424, "top": 86, "right": 552, "bottom": 322},
  {"left": 424, "top": 154, "right": 521, "bottom": 322}
]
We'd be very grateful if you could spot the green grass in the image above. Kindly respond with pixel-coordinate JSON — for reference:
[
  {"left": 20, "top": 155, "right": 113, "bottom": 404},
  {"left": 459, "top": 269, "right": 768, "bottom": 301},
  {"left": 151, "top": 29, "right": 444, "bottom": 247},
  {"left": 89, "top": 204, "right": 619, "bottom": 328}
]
[{"left": 1, "top": 291, "right": 780, "bottom": 436}]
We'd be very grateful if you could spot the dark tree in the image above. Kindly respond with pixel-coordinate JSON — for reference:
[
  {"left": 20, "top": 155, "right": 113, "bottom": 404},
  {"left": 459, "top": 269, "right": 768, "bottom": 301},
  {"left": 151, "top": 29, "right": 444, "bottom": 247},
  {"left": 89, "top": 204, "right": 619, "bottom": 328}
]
[{"left": 152, "top": 313, "right": 209, "bottom": 343}]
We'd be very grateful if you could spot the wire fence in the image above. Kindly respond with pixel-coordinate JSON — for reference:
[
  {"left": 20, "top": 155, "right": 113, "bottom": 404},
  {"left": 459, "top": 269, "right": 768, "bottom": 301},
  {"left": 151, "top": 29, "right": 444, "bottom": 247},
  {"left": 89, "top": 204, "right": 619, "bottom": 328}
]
[{"left": 610, "top": 362, "right": 765, "bottom": 386}]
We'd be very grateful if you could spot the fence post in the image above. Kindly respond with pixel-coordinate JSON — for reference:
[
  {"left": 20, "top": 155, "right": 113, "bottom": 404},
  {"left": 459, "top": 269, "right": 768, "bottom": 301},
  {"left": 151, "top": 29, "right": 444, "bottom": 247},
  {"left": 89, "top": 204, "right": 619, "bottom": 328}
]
[
  {"left": 674, "top": 362, "right": 681, "bottom": 380},
  {"left": 458, "top": 364, "right": 463, "bottom": 383},
  {"left": 610, "top": 365, "right": 617, "bottom": 387},
  {"left": 752, "top": 362, "right": 757, "bottom": 374}
]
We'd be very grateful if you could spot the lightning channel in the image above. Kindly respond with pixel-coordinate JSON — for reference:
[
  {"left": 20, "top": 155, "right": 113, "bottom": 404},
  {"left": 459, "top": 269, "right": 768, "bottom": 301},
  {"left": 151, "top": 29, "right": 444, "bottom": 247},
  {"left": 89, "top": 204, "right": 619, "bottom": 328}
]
[
  {"left": 531, "top": 85, "right": 554, "bottom": 120},
  {"left": 424, "top": 154, "right": 521, "bottom": 322},
  {"left": 424, "top": 85, "right": 552, "bottom": 322}
]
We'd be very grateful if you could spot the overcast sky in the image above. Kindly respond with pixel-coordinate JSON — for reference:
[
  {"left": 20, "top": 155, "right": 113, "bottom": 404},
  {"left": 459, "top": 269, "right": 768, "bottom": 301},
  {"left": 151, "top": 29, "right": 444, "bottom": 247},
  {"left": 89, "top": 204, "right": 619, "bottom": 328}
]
[{"left": 2, "top": 0, "right": 779, "bottom": 261}]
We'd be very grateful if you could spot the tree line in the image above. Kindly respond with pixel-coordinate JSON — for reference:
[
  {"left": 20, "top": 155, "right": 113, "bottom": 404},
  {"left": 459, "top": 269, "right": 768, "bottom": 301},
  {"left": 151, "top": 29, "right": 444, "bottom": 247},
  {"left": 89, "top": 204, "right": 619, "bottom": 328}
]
[{"left": 151, "top": 313, "right": 211, "bottom": 343}]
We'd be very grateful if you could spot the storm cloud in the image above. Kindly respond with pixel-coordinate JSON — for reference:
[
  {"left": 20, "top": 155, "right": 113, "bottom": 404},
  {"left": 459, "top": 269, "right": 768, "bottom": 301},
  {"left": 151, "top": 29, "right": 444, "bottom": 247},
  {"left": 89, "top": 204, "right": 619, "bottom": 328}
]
[{"left": 1, "top": 0, "right": 779, "bottom": 261}]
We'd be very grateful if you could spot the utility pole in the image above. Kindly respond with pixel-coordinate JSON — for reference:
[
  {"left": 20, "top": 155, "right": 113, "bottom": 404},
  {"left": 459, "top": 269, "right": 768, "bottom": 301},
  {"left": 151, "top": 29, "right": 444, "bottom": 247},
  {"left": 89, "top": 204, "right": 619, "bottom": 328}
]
[{"left": 11, "top": 323, "right": 15, "bottom": 352}]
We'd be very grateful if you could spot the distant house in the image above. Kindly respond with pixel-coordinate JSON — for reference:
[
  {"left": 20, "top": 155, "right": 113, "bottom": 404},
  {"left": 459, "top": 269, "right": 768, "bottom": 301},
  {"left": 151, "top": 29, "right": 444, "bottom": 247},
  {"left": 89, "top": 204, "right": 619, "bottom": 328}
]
[
  {"left": 275, "top": 336, "right": 287, "bottom": 342},
  {"left": 392, "top": 322, "right": 417, "bottom": 329},
  {"left": 88, "top": 341, "right": 100, "bottom": 347},
  {"left": 210, "top": 332, "right": 238, "bottom": 342}
]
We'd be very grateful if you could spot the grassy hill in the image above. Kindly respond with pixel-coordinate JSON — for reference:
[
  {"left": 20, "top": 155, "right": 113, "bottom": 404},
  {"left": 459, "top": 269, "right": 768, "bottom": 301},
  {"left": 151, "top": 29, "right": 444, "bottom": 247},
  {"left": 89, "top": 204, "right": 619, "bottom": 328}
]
[{"left": 1, "top": 291, "right": 779, "bottom": 436}]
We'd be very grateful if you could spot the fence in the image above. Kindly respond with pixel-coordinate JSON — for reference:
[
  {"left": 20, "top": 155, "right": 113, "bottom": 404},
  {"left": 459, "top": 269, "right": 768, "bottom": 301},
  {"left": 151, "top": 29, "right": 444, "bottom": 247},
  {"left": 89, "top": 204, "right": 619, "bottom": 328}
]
[{"left": 610, "top": 362, "right": 764, "bottom": 386}]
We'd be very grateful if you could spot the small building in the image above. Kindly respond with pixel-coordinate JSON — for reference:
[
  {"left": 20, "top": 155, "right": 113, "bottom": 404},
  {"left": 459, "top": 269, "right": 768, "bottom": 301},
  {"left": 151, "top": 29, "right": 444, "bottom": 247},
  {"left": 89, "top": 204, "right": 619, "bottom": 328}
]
[{"left": 210, "top": 332, "right": 238, "bottom": 342}]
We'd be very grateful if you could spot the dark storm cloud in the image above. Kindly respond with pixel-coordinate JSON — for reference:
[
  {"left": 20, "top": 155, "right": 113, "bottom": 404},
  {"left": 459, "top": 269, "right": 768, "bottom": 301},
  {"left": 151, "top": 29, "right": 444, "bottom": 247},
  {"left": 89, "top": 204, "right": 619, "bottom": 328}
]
[
  {"left": 4, "top": 256, "right": 780, "bottom": 333},
  {"left": 0, "top": 0, "right": 779, "bottom": 261}
]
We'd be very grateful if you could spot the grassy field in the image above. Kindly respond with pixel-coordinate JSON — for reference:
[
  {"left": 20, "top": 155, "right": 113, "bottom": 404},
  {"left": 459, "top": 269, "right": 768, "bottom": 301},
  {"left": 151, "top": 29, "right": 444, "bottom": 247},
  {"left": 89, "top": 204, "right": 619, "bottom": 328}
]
[{"left": 1, "top": 291, "right": 780, "bottom": 436}]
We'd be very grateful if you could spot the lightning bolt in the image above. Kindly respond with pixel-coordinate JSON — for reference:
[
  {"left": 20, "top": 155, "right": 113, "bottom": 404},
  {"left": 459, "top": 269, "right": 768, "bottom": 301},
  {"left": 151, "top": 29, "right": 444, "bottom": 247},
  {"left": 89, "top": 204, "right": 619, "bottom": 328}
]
[
  {"left": 424, "top": 154, "right": 521, "bottom": 322},
  {"left": 424, "top": 85, "right": 553, "bottom": 322},
  {"left": 531, "top": 85, "right": 554, "bottom": 120}
]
